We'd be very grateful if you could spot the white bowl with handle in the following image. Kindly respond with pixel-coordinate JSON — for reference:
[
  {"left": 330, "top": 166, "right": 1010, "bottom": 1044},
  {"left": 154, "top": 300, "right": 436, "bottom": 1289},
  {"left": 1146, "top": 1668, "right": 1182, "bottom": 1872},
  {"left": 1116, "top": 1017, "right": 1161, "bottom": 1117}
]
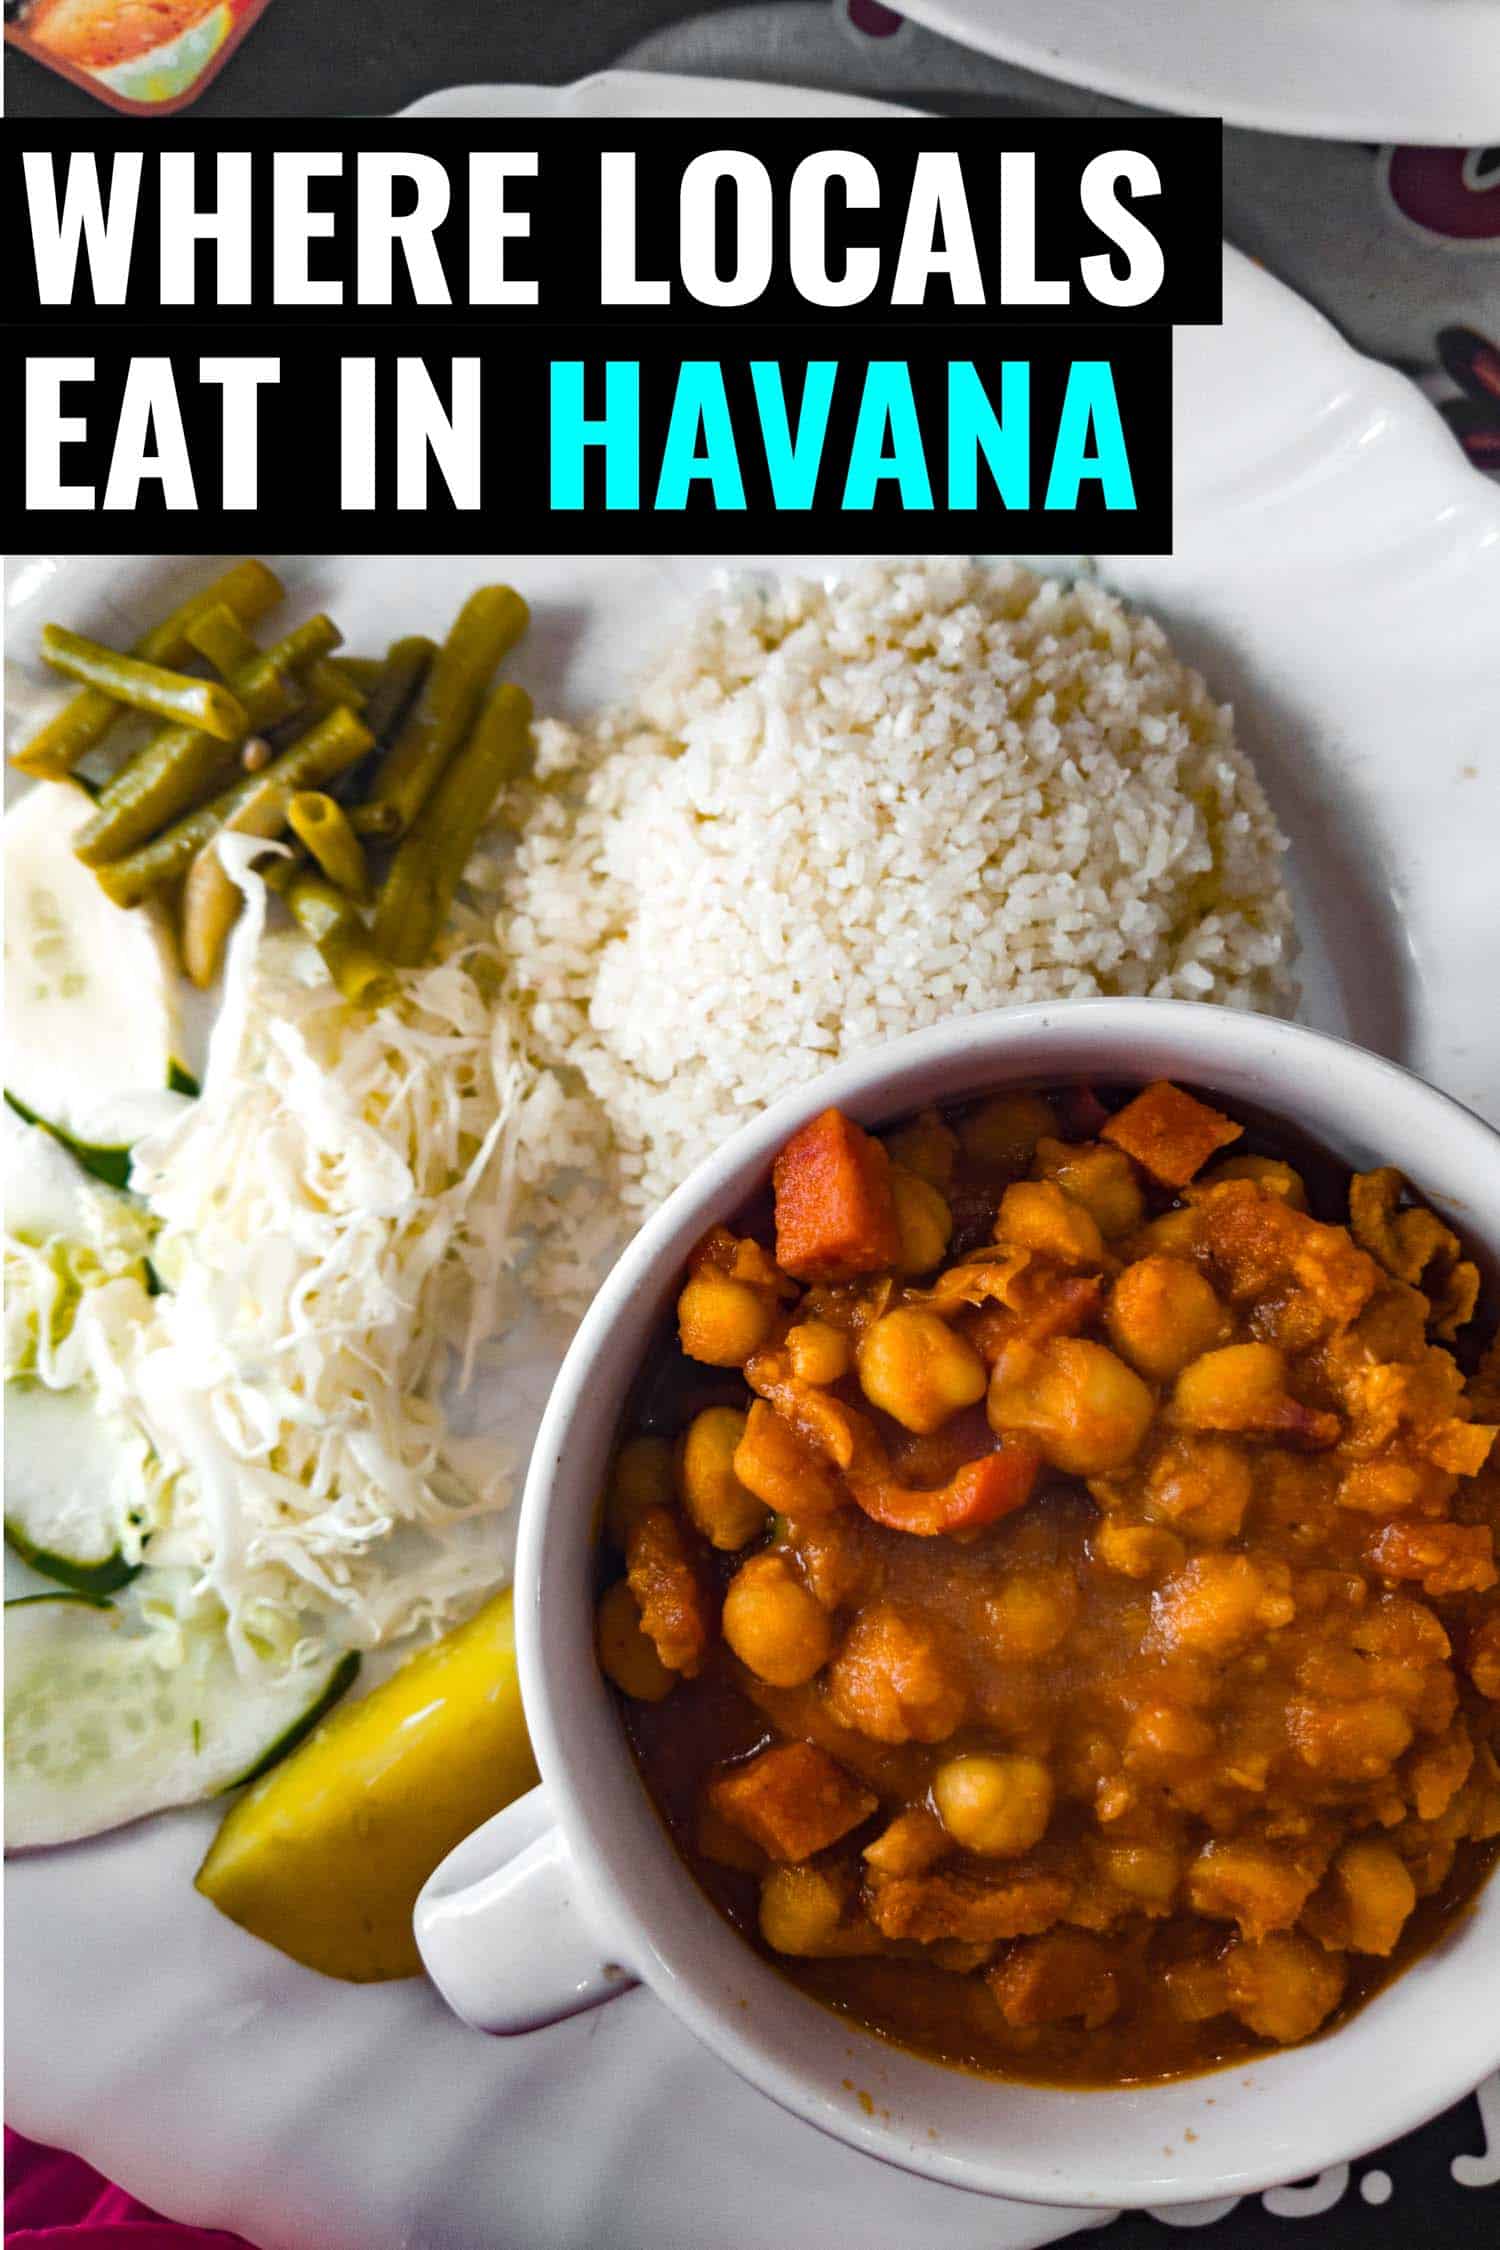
[{"left": 416, "top": 995, "right": 1500, "bottom": 2210}]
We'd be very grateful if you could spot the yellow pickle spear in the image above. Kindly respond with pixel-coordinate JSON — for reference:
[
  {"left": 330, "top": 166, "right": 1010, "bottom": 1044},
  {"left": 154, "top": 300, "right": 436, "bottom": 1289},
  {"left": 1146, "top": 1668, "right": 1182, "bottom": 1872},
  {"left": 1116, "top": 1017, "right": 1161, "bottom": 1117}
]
[{"left": 195, "top": 1588, "right": 537, "bottom": 1982}]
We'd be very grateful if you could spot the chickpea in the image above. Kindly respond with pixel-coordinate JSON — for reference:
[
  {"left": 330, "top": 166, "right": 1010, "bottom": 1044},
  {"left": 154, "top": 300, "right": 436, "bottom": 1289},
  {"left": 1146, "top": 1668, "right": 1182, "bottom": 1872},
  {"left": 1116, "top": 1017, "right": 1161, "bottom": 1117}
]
[
  {"left": 678, "top": 1268, "right": 777, "bottom": 1367},
  {"left": 959, "top": 1091, "right": 1059, "bottom": 1171},
  {"left": 1093, "top": 1837, "right": 1182, "bottom": 1912},
  {"left": 1092, "top": 1519, "right": 1184, "bottom": 1580},
  {"left": 722, "top": 1553, "right": 833, "bottom": 1686},
  {"left": 826, "top": 1603, "right": 967, "bottom": 1743},
  {"left": 1125, "top": 1703, "right": 1216, "bottom": 1771},
  {"left": 1143, "top": 1435, "right": 1252, "bottom": 1543},
  {"left": 1032, "top": 1138, "right": 1144, "bottom": 1240},
  {"left": 760, "top": 1864, "right": 842, "bottom": 1954},
  {"left": 1200, "top": 1154, "right": 1308, "bottom": 1210},
  {"left": 1305, "top": 1838, "right": 1416, "bottom": 1956},
  {"left": 1107, "top": 1255, "right": 1227, "bottom": 1381},
  {"left": 890, "top": 1166, "right": 953, "bottom": 1274},
  {"left": 857, "top": 1307, "right": 987, "bottom": 1435},
  {"left": 1129, "top": 1207, "right": 1200, "bottom": 1258},
  {"left": 1289, "top": 1694, "right": 1414, "bottom": 1780},
  {"left": 987, "top": 1336, "right": 1155, "bottom": 1476},
  {"left": 862, "top": 1806, "right": 948, "bottom": 1875},
  {"left": 680, "top": 1407, "right": 767, "bottom": 1551},
  {"left": 1171, "top": 1341, "right": 1289, "bottom": 1432},
  {"left": 1150, "top": 1553, "right": 1295, "bottom": 1658},
  {"left": 932, "top": 1752, "right": 1054, "bottom": 1857},
  {"left": 596, "top": 1579, "right": 675, "bottom": 1702},
  {"left": 759, "top": 1865, "right": 879, "bottom": 1957},
  {"left": 885, "top": 1108, "right": 958, "bottom": 1189},
  {"left": 603, "top": 1435, "right": 676, "bottom": 1549},
  {"left": 995, "top": 1179, "right": 1106, "bottom": 1268},
  {"left": 785, "top": 1318, "right": 852, "bottom": 1386},
  {"left": 1187, "top": 1838, "right": 1321, "bottom": 1940},
  {"left": 984, "top": 1570, "right": 1077, "bottom": 1659},
  {"left": 1223, "top": 1933, "right": 1346, "bottom": 2044}
]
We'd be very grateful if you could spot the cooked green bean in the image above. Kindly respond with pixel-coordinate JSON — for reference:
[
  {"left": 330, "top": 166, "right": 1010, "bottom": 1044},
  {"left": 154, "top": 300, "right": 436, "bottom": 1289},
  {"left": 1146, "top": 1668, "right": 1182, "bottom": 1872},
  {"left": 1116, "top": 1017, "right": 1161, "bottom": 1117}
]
[
  {"left": 74, "top": 618, "right": 342, "bottom": 866},
  {"left": 185, "top": 603, "right": 261, "bottom": 680},
  {"left": 346, "top": 800, "right": 404, "bottom": 842},
  {"left": 95, "top": 708, "right": 374, "bottom": 909},
  {"left": 288, "top": 792, "right": 369, "bottom": 899},
  {"left": 75, "top": 710, "right": 273, "bottom": 870},
  {"left": 40, "top": 625, "right": 250, "bottom": 742},
  {"left": 249, "top": 630, "right": 362, "bottom": 746},
  {"left": 366, "top": 588, "right": 527, "bottom": 835},
  {"left": 361, "top": 636, "right": 436, "bottom": 748},
  {"left": 286, "top": 658, "right": 367, "bottom": 732},
  {"left": 12, "top": 560, "right": 282, "bottom": 778},
  {"left": 180, "top": 784, "right": 295, "bottom": 989},
  {"left": 263, "top": 615, "right": 345, "bottom": 682},
  {"left": 336, "top": 658, "right": 387, "bottom": 694},
  {"left": 11, "top": 687, "right": 132, "bottom": 786},
  {"left": 284, "top": 871, "right": 398, "bottom": 1011},
  {"left": 373, "top": 683, "right": 533, "bottom": 965}
]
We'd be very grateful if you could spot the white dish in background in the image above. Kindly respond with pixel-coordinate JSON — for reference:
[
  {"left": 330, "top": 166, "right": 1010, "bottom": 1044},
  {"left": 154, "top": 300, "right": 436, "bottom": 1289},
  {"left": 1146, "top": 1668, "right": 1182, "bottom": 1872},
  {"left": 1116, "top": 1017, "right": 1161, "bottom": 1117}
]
[
  {"left": 6, "top": 73, "right": 1500, "bottom": 2250},
  {"left": 397, "top": 69, "right": 912, "bottom": 122},
  {"left": 891, "top": 0, "right": 1500, "bottom": 144}
]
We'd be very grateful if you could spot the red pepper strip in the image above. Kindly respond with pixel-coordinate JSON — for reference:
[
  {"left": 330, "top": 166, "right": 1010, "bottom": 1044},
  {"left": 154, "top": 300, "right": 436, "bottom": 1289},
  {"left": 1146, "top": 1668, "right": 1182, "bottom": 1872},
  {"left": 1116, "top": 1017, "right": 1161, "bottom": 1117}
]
[
  {"left": 1242, "top": 1399, "right": 1342, "bottom": 1451},
  {"left": 850, "top": 1439, "right": 1044, "bottom": 1536},
  {"left": 746, "top": 1355, "right": 1045, "bottom": 1537},
  {"left": 969, "top": 1274, "right": 1103, "bottom": 1367}
]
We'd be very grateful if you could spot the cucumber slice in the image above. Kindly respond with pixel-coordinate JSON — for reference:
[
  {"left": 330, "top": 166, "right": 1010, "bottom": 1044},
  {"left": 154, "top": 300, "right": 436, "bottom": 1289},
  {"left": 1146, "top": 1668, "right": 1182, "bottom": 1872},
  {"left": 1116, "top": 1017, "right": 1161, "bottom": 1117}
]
[
  {"left": 4, "top": 780, "right": 185, "bottom": 1154},
  {"left": 4, "top": 1381, "right": 144, "bottom": 1597},
  {"left": 2, "top": 1110, "right": 108, "bottom": 1240},
  {"left": 5, "top": 1087, "right": 195, "bottom": 1191},
  {"left": 4, "top": 1598, "right": 359, "bottom": 1850}
]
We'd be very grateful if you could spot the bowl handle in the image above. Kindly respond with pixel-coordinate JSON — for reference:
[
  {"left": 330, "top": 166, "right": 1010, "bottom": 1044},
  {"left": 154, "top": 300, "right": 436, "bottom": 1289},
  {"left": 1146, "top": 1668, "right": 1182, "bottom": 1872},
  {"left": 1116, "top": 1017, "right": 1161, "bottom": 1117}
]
[{"left": 414, "top": 1784, "right": 640, "bottom": 2033}]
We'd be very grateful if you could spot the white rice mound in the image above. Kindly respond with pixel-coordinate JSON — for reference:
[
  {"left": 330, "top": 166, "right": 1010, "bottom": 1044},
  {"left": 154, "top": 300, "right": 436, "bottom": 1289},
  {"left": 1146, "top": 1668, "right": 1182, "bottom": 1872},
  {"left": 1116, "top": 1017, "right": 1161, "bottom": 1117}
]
[{"left": 497, "top": 558, "right": 1294, "bottom": 1217}]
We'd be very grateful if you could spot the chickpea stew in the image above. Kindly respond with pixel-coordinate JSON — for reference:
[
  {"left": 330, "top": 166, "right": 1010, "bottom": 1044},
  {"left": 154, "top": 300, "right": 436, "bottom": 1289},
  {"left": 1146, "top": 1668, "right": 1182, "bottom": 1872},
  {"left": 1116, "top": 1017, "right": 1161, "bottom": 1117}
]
[{"left": 596, "top": 1081, "right": 1500, "bottom": 2087}]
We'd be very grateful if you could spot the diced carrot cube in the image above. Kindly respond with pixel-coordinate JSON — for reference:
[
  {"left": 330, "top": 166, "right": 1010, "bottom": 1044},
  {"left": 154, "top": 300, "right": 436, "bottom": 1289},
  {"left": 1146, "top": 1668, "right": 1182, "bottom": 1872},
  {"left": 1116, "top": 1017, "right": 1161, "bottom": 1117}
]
[
  {"left": 773, "top": 1108, "right": 902, "bottom": 1281},
  {"left": 1102, "top": 1082, "right": 1243, "bottom": 1188},
  {"left": 708, "top": 1741, "right": 877, "bottom": 1862}
]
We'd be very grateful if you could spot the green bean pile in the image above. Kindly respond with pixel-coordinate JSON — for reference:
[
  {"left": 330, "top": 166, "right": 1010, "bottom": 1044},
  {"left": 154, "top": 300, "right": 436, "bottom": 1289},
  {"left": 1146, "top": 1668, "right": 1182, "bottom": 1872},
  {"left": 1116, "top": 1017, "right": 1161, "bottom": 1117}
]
[{"left": 11, "top": 562, "right": 535, "bottom": 1007}]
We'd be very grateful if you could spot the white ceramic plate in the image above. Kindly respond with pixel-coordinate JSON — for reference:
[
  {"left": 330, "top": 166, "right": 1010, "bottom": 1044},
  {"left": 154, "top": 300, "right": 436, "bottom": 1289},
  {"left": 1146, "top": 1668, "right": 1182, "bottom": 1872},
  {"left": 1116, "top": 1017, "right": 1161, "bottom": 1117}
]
[
  {"left": 892, "top": 0, "right": 1500, "bottom": 144},
  {"left": 7, "top": 71, "right": 1500, "bottom": 2250}
]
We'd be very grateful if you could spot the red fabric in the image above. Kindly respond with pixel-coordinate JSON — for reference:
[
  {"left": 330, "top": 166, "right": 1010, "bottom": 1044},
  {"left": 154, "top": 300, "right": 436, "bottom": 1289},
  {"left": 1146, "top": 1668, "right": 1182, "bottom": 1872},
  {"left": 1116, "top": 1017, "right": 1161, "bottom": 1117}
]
[{"left": 5, "top": 2130, "right": 252, "bottom": 2247}]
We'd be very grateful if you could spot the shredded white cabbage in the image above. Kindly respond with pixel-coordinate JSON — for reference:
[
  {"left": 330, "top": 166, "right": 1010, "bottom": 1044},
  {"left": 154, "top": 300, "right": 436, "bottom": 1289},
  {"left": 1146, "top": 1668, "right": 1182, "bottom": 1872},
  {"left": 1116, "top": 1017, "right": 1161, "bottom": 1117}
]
[
  {"left": 21, "top": 859, "right": 618, "bottom": 1673},
  {"left": 4, "top": 1172, "right": 156, "bottom": 1397},
  {"left": 4, "top": 1150, "right": 165, "bottom": 1568}
]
